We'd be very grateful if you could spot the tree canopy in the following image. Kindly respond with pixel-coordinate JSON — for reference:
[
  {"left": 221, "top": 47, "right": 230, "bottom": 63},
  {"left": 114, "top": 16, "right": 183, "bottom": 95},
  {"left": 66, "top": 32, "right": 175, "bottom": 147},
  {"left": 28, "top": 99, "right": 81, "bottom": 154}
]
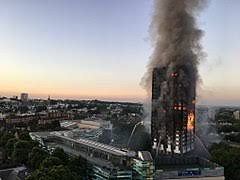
[{"left": 210, "top": 143, "right": 240, "bottom": 180}]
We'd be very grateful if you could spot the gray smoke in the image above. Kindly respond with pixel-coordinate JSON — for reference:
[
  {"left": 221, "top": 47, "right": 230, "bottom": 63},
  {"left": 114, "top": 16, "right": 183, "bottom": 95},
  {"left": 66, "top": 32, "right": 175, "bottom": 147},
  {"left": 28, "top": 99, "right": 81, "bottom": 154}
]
[
  {"left": 141, "top": 0, "right": 207, "bottom": 93},
  {"left": 196, "top": 107, "right": 222, "bottom": 147}
]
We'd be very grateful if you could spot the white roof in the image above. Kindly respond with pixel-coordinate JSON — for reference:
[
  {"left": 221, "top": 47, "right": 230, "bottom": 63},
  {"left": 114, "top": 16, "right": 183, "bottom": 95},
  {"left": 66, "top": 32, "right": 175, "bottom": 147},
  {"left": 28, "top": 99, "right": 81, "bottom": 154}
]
[{"left": 51, "top": 131, "right": 136, "bottom": 157}]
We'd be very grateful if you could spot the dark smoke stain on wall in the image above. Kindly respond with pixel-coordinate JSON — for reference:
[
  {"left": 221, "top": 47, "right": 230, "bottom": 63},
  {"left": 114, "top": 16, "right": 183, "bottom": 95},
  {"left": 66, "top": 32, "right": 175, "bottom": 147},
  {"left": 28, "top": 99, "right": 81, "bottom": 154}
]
[{"left": 141, "top": 0, "right": 207, "bottom": 93}]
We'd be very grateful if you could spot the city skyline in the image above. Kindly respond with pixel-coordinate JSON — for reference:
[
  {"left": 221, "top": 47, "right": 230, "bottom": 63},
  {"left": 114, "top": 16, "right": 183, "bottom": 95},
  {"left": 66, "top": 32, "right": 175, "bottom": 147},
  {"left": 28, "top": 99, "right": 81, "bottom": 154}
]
[{"left": 1, "top": 0, "right": 240, "bottom": 105}]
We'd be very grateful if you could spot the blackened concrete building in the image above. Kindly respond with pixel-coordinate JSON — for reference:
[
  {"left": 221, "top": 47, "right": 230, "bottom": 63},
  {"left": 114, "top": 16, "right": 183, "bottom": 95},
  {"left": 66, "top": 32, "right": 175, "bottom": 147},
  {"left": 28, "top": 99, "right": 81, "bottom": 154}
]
[{"left": 151, "top": 67, "right": 196, "bottom": 155}]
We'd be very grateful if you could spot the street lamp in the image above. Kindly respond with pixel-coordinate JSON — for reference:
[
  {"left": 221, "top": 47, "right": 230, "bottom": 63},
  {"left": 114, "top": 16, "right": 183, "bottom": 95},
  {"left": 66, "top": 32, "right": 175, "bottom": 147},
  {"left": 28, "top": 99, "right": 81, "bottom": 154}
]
[{"left": 127, "top": 121, "right": 144, "bottom": 147}]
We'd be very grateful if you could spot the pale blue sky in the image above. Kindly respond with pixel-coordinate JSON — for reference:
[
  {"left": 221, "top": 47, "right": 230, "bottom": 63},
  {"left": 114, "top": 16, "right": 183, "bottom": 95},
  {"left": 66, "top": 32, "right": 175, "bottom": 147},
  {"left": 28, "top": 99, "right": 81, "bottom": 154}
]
[{"left": 0, "top": 0, "right": 239, "bottom": 105}]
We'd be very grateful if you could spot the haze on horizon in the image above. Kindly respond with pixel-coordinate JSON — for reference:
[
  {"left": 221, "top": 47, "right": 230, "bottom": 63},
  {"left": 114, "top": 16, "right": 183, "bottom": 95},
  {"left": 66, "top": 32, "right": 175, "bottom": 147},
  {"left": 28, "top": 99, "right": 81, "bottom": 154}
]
[{"left": 0, "top": 0, "right": 240, "bottom": 105}]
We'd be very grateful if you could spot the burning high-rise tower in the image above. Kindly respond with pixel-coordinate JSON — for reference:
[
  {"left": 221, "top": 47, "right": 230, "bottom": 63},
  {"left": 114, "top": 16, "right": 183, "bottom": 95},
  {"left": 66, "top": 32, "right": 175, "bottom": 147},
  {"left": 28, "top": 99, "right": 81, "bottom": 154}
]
[
  {"left": 151, "top": 66, "right": 196, "bottom": 155},
  {"left": 141, "top": 0, "right": 206, "bottom": 156}
]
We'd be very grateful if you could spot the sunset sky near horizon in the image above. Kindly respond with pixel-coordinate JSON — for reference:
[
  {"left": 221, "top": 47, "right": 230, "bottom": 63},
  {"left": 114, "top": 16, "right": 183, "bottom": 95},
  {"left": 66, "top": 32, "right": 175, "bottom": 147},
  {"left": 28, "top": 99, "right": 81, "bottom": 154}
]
[{"left": 0, "top": 0, "right": 240, "bottom": 105}]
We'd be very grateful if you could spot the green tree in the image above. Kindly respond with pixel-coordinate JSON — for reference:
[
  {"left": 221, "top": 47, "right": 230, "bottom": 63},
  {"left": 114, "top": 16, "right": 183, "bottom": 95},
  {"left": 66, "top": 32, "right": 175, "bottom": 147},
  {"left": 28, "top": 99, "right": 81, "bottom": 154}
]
[
  {"left": 28, "top": 147, "right": 49, "bottom": 169},
  {"left": 210, "top": 143, "right": 240, "bottom": 180},
  {"left": 40, "top": 156, "right": 62, "bottom": 169},
  {"left": 26, "top": 168, "right": 49, "bottom": 180},
  {"left": 48, "top": 165, "right": 76, "bottom": 180},
  {"left": 0, "top": 132, "right": 14, "bottom": 147},
  {"left": 6, "top": 138, "right": 18, "bottom": 157},
  {"left": 68, "top": 156, "right": 87, "bottom": 179},
  {"left": 19, "top": 132, "right": 32, "bottom": 141},
  {"left": 51, "top": 148, "right": 69, "bottom": 165},
  {"left": 26, "top": 165, "right": 77, "bottom": 180},
  {"left": 12, "top": 140, "right": 32, "bottom": 164}
]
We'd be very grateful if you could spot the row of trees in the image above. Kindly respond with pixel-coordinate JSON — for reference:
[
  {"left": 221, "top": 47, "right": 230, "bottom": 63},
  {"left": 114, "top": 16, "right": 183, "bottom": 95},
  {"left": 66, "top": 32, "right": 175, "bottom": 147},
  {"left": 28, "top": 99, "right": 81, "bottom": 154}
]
[
  {"left": 0, "top": 131, "right": 36, "bottom": 168},
  {"left": 218, "top": 123, "right": 240, "bottom": 133},
  {"left": 210, "top": 143, "right": 240, "bottom": 180},
  {"left": 225, "top": 133, "right": 240, "bottom": 143},
  {"left": 0, "top": 131, "right": 87, "bottom": 179},
  {"left": 27, "top": 148, "right": 87, "bottom": 180}
]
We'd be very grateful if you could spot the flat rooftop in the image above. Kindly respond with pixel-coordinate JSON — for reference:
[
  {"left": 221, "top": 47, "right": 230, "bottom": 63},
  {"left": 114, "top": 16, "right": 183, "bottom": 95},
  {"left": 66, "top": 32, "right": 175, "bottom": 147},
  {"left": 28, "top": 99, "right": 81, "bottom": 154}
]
[
  {"left": 29, "top": 131, "right": 136, "bottom": 158},
  {"left": 51, "top": 131, "right": 136, "bottom": 157},
  {"left": 51, "top": 132, "right": 135, "bottom": 157},
  {"left": 29, "top": 131, "right": 51, "bottom": 138},
  {"left": 47, "top": 142, "right": 116, "bottom": 169}
]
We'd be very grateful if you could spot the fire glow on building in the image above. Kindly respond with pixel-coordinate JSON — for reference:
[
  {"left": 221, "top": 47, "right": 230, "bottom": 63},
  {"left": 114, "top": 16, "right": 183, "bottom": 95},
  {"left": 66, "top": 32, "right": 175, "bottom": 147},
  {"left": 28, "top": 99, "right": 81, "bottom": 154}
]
[
  {"left": 151, "top": 65, "right": 196, "bottom": 155},
  {"left": 142, "top": 0, "right": 206, "bottom": 157}
]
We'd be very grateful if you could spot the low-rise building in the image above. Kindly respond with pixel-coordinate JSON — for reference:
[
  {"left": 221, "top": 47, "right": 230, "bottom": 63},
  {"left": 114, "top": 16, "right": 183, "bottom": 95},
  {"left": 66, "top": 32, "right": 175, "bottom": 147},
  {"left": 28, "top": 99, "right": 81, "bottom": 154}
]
[
  {"left": 0, "top": 166, "right": 29, "bottom": 180},
  {"left": 29, "top": 131, "right": 224, "bottom": 180},
  {"left": 155, "top": 156, "right": 224, "bottom": 180},
  {"left": 132, "top": 151, "right": 154, "bottom": 180},
  {"left": 90, "top": 165, "right": 132, "bottom": 180},
  {"left": 29, "top": 131, "right": 141, "bottom": 179},
  {"left": 4, "top": 111, "right": 70, "bottom": 126}
]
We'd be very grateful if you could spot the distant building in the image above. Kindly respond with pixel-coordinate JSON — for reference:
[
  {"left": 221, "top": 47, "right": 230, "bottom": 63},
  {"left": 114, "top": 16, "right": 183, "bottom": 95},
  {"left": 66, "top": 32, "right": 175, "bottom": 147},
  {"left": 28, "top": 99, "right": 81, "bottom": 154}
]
[
  {"left": 233, "top": 110, "right": 240, "bottom": 120},
  {"left": 20, "top": 93, "right": 28, "bottom": 102},
  {"left": 4, "top": 111, "right": 70, "bottom": 127},
  {"left": 60, "top": 121, "right": 78, "bottom": 129},
  {"left": 77, "top": 119, "right": 112, "bottom": 130},
  {"left": 38, "top": 111, "right": 70, "bottom": 125},
  {"left": 208, "top": 107, "right": 216, "bottom": 120},
  {"left": 5, "top": 113, "right": 38, "bottom": 124},
  {"left": 10, "top": 96, "right": 18, "bottom": 100},
  {"left": 60, "top": 119, "right": 113, "bottom": 143},
  {"left": 0, "top": 113, "right": 6, "bottom": 120}
]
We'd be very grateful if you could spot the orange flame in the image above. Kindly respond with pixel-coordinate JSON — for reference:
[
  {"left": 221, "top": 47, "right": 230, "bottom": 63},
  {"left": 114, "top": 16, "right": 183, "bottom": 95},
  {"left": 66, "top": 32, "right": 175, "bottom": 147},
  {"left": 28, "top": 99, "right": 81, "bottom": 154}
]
[{"left": 187, "top": 112, "right": 194, "bottom": 131}]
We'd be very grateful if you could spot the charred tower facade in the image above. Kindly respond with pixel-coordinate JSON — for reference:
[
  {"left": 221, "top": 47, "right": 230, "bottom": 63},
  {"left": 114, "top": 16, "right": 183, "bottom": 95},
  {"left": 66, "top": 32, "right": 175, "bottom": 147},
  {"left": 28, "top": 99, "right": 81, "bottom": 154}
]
[{"left": 151, "top": 66, "right": 196, "bottom": 155}]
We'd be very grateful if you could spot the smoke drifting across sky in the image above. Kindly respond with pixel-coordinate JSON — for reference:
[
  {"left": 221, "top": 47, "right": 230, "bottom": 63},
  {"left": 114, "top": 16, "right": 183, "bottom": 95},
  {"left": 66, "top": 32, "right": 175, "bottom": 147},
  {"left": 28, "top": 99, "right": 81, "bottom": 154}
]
[{"left": 141, "top": 0, "right": 207, "bottom": 94}]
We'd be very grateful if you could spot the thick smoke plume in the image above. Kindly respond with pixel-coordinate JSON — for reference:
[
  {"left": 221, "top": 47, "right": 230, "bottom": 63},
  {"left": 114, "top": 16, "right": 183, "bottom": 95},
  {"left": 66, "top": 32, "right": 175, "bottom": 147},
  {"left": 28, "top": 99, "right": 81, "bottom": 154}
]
[{"left": 141, "top": 0, "right": 207, "bottom": 93}]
